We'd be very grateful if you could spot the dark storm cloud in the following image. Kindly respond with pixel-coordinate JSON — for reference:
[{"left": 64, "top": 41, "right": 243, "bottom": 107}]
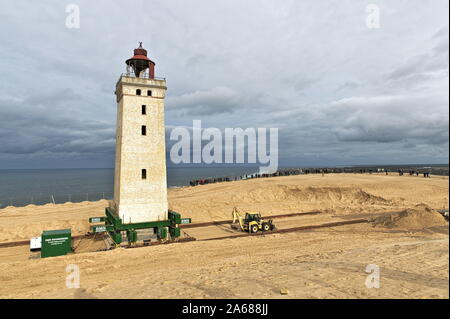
[
  {"left": 0, "top": 91, "right": 115, "bottom": 158},
  {"left": 0, "top": 0, "right": 448, "bottom": 168}
]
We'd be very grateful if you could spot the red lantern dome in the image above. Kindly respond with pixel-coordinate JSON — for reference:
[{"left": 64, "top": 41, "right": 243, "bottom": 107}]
[{"left": 125, "top": 42, "right": 155, "bottom": 78}]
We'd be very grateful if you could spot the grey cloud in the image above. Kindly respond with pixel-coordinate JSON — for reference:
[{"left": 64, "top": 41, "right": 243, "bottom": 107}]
[
  {"left": 167, "top": 86, "right": 241, "bottom": 116},
  {"left": 387, "top": 29, "right": 449, "bottom": 82},
  {"left": 0, "top": 92, "right": 115, "bottom": 159},
  {"left": 335, "top": 81, "right": 362, "bottom": 92},
  {"left": 25, "top": 89, "right": 83, "bottom": 106},
  {"left": 281, "top": 76, "right": 318, "bottom": 92},
  {"left": 185, "top": 54, "right": 207, "bottom": 68},
  {"left": 330, "top": 94, "right": 448, "bottom": 145}
]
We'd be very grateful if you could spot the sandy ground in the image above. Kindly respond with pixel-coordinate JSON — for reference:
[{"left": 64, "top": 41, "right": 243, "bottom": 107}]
[{"left": 0, "top": 173, "right": 448, "bottom": 298}]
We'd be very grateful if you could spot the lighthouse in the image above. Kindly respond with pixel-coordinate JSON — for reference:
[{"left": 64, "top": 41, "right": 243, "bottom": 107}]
[
  {"left": 89, "top": 43, "right": 187, "bottom": 245},
  {"left": 112, "top": 43, "right": 168, "bottom": 224}
]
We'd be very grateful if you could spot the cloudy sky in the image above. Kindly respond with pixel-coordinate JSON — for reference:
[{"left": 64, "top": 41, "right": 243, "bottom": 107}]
[{"left": 0, "top": 0, "right": 448, "bottom": 169}]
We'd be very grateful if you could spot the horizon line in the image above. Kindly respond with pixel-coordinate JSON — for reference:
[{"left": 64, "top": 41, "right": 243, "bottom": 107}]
[{"left": 0, "top": 163, "right": 448, "bottom": 171}]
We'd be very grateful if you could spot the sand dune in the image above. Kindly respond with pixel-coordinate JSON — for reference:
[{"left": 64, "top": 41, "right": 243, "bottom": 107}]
[
  {"left": 231, "top": 185, "right": 391, "bottom": 204},
  {"left": 372, "top": 204, "right": 448, "bottom": 230}
]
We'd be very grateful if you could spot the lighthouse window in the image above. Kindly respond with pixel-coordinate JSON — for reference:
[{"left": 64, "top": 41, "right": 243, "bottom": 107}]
[
  {"left": 147, "top": 90, "right": 152, "bottom": 96},
  {"left": 141, "top": 125, "right": 146, "bottom": 135},
  {"left": 141, "top": 169, "right": 147, "bottom": 180},
  {"left": 142, "top": 105, "right": 146, "bottom": 115},
  {"left": 136, "top": 89, "right": 141, "bottom": 95}
]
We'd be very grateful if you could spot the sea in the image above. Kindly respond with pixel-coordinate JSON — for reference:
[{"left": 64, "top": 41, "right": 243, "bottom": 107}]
[{"left": 0, "top": 167, "right": 259, "bottom": 208}]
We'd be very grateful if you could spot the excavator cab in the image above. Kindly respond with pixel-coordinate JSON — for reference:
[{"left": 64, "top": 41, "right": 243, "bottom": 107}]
[{"left": 244, "top": 213, "right": 261, "bottom": 223}]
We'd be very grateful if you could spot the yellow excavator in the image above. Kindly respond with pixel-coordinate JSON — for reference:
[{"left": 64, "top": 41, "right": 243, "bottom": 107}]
[{"left": 231, "top": 207, "right": 276, "bottom": 233}]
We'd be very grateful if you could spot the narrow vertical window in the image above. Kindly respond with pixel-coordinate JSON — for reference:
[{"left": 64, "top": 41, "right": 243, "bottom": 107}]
[
  {"left": 141, "top": 125, "right": 146, "bottom": 135},
  {"left": 142, "top": 105, "right": 146, "bottom": 115},
  {"left": 141, "top": 169, "right": 147, "bottom": 180},
  {"left": 136, "top": 89, "right": 141, "bottom": 95},
  {"left": 147, "top": 90, "right": 152, "bottom": 96}
]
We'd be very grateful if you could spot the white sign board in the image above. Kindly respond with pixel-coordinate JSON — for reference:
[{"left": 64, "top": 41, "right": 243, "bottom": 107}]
[{"left": 30, "top": 236, "right": 42, "bottom": 251}]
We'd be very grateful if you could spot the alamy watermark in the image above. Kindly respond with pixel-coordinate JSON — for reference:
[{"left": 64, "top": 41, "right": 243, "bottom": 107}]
[
  {"left": 365, "top": 264, "right": 380, "bottom": 288},
  {"left": 365, "top": 4, "right": 380, "bottom": 29},
  {"left": 65, "top": 4, "right": 80, "bottom": 29},
  {"left": 66, "top": 264, "right": 80, "bottom": 288},
  {"left": 169, "top": 120, "right": 278, "bottom": 174}
]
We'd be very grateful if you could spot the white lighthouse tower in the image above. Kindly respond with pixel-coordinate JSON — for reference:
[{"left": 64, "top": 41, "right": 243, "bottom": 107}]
[{"left": 112, "top": 43, "right": 168, "bottom": 224}]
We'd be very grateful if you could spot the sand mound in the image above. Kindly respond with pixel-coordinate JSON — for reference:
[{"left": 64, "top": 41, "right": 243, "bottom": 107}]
[
  {"left": 73, "top": 234, "right": 108, "bottom": 253},
  {"left": 0, "top": 219, "right": 90, "bottom": 242},
  {"left": 232, "top": 185, "right": 390, "bottom": 205},
  {"left": 372, "top": 204, "right": 448, "bottom": 230}
]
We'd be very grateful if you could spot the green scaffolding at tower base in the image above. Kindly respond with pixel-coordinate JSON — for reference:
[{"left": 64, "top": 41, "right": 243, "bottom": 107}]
[{"left": 89, "top": 207, "right": 191, "bottom": 245}]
